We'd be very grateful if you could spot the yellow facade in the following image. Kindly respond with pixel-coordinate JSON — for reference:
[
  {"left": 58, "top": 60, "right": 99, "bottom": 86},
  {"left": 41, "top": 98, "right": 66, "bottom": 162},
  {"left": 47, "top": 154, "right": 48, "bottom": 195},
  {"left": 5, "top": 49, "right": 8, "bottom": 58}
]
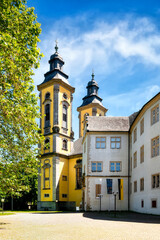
[
  {"left": 68, "top": 155, "right": 82, "bottom": 207},
  {"left": 40, "top": 157, "right": 53, "bottom": 202}
]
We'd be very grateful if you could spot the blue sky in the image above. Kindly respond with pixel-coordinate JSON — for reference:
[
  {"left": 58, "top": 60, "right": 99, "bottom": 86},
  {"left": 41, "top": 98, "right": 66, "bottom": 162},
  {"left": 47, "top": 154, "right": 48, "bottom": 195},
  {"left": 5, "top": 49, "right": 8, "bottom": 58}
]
[{"left": 27, "top": 0, "right": 160, "bottom": 139}]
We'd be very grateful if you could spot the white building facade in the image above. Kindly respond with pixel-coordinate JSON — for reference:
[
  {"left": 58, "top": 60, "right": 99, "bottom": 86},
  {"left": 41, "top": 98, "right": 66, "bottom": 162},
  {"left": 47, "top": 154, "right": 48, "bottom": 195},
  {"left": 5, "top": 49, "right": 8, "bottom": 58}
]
[
  {"left": 129, "top": 93, "right": 160, "bottom": 215},
  {"left": 82, "top": 93, "right": 160, "bottom": 214},
  {"left": 83, "top": 117, "right": 129, "bottom": 211}
]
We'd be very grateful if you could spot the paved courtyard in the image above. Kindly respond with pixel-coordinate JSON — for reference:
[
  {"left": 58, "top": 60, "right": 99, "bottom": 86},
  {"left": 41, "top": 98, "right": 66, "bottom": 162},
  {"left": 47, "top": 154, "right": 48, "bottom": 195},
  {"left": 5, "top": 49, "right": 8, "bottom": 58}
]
[{"left": 0, "top": 212, "right": 160, "bottom": 240}]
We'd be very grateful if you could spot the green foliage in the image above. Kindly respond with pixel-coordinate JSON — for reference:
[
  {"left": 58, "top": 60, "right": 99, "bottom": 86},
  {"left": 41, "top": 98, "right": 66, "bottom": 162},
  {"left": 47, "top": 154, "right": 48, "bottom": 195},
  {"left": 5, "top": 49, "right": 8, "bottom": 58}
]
[{"left": 0, "top": 0, "right": 43, "bottom": 198}]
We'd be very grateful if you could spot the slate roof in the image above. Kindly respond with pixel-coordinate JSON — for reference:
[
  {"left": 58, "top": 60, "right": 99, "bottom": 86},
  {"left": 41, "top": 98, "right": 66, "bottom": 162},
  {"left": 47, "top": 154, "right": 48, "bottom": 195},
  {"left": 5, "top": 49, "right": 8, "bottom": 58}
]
[
  {"left": 86, "top": 116, "right": 130, "bottom": 132},
  {"left": 69, "top": 137, "right": 83, "bottom": 156}
]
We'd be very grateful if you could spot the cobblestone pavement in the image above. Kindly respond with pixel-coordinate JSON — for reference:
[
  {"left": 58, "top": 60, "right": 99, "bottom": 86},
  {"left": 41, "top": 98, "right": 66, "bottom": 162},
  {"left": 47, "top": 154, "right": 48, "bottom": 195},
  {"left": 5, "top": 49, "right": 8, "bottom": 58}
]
[{"left": 0, "top": 212, "right": 160, "bottom": 240}]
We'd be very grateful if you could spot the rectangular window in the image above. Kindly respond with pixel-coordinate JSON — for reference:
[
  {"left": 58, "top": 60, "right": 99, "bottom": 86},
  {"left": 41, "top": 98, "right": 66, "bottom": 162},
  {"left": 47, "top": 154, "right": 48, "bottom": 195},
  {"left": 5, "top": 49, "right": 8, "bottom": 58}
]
[
  {"left": 151, "top": 136, "right": 159, "bottom": 157},
  {"left": 110, "top": 162, "right": 122, "bottom": 172},
  {"left": 96, "top": 137, "right": 106, "bottom": 149},
  {"left": 110, "top": 137, "right": 121, "bottom": 149},
  {"left": 152, "top": 173, "right": 160, "bottom": 188},
  {"left": 62, "top": 175, "right": 67, "bottom": 181},
  {"left": 141, "top": 200, "right": 144, "bottom": 208},
  {"left": 44, "top": 194, "right": 49, "bottom": 198},
  {"left": 151, "top": 105, "right": 159, "bottom": 125},
  {"left": 62, "top": 194, "right": 67, "bottom": 198},
  {"left": 91, "top": 162, "right": 102, "bottom": 172},
  {"left": 95, "top": 184, "right": 101, "bottom": 197},
  {"left": 134, "top": 127, "right": 137, "bottom": 143},
  {"left": 151, "top": 200, "right": 157, "bottom": 208},
  {"left": 133, "top": 151, "right": 137, "bottom": 168},
  {"left": 140, "top": 178, "right": 144, "bottom": 191},
  {"left": 140, "top": 118, "right": 144, "bottom": 135},
  {"left": 134, "top": 181, "right": 137, "bottom": 192},
  {"left": 140, "top": 145, "right": 144, "bottom": 163}
]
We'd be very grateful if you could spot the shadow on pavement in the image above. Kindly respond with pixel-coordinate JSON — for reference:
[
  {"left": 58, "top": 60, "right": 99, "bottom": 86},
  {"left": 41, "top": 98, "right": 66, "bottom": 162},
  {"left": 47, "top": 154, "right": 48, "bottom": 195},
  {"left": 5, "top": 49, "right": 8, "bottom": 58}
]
[{"left": 83, "top": 211, "right": 160, "bottom": 224}]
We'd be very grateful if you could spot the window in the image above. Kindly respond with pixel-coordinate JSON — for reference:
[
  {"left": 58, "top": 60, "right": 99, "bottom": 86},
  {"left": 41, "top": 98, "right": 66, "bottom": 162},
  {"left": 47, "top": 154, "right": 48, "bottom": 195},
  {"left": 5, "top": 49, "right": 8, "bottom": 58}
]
[
  {"left": 151, "top": 136, "right": 159, "bottom": 157},
  {"left": 110, "top": 137, "right": 121, "bottom": 149},
  {"left": 91, "top": 162, "right": 102, "bottom": 172},
  {"left": 141, "top": 200, "right": 144, "bottom": 208},
  {"left": 110, "top": 162, "right": 121, "bottom": 172},
  {"left": 152, "top": 173, "right": 160, "bottom": 188},
  {"left": 140, "top": 118, "right": 144, "bottom": 135},
  {"left": 63, "top": 93, "right": 67, "bottom": 99},
  {"left": 151, "top": 200, "right": 157, "bottom": 208},
  {"left": 45, "top": 104, "right": 50, "bottom": 127},
  {"left": 140, "top": 178, "right": 144, "bottom": 191},
  {"left": 96, "top": 137, "right": 106, "bottom": 149},
  {"left": 140, "top": 145, "right": 144, "bottom": 163},
  {"left": 45, "top": 92, "right": 50, "bottom": 99},
  {"left": 133, "top": 127, "right": 137, "bottom": 143},
  {"left": 43, "top": 160, "right": 51, "bottom": 189},
  {"left": 62, "top": 104, "right": 67, "bottom": 129},
  {"left": 44, "top": 138, "right": 50, "bottom": 150},
  {"left": 134, "top": 181, "right": 137, "bottom": 192},
  {"left": 62, "top": 175, "right": 67, "bottom": 181},
  {"left": 75, "top": 160, "right": 82, "bottom": 189},
  {"left": 133, "top": 151, "right": 137, "bottom": 168},
  {"left": 151, "top": 105, "right": 159, "bottom": 125},
  {"left": 95, "top": 184, "right": 101, "bottom": 198},
  {"left": 62, "top": 194, "right": 67, "bottom": 198},
  {"left": 62, "top": 139, "right": 68, "bottom": 150},
  {"left": 44, "top": 194, "right": 49, "bottom": 198}
]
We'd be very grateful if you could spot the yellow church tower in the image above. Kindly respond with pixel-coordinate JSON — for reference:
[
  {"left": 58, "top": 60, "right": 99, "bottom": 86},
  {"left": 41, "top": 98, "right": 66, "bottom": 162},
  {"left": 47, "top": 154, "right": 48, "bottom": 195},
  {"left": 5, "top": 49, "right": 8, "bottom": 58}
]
[
  {"left": 77, "top": 72, "right": 108, "bottom": 137},
  {"left": 37, "top": 42, "right": 75, "bottom": 210}
]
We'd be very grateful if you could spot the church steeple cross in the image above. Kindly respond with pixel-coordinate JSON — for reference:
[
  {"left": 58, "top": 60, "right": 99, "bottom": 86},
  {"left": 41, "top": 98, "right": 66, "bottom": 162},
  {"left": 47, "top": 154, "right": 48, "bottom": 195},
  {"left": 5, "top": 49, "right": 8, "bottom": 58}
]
[
  {"left": 91, "top": 69, "right": 95, "bottom": 81},
  {"left": 55, "top": 40, "right": 58, "bottom": 53}
]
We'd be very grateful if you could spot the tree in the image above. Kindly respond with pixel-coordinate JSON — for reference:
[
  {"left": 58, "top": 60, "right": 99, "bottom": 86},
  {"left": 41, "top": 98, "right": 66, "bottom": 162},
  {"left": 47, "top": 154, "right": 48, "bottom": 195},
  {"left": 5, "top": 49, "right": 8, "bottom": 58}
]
[{"left": 0, "top": 0, "right": 43, "bottom": 199}]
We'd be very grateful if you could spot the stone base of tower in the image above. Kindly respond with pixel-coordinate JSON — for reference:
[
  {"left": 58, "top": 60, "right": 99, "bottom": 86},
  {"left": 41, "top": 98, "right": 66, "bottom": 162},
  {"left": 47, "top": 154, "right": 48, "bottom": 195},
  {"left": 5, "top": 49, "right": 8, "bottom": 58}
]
[{"left": 37, "top": 201, "right": 76, "bottom": 211}]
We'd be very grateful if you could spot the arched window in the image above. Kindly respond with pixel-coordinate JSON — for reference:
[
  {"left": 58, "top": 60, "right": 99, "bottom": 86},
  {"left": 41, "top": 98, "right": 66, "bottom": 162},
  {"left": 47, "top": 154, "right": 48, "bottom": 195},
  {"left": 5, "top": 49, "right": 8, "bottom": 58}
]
[
  {"left": 45, "top": 104, "right": 50, "bottom": 127},
  {"left": 62, "top": 139, "right": 68, "bottom": 150},
  {"left": 45, "top": 92, "right": 50, "bottom": 100},
  {"left": 43, "top": 159, "right": 51, "bottom": 189},
  {"left": 62, "top": 104, "right": 67, "bottom": 129},
  {"left": 44, "top": 138, "right": 50, "bottom": 150}
]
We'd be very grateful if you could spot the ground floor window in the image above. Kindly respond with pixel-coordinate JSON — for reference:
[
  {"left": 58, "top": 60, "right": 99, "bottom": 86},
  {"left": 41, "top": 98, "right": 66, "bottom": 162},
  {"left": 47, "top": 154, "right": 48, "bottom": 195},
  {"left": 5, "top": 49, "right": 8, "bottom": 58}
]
[
  {"left": 141, "top": 200, "right": 144, "bottom": 208},
  {"left": 151, "top": 199, "right": 157, "bottom": 208}
]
